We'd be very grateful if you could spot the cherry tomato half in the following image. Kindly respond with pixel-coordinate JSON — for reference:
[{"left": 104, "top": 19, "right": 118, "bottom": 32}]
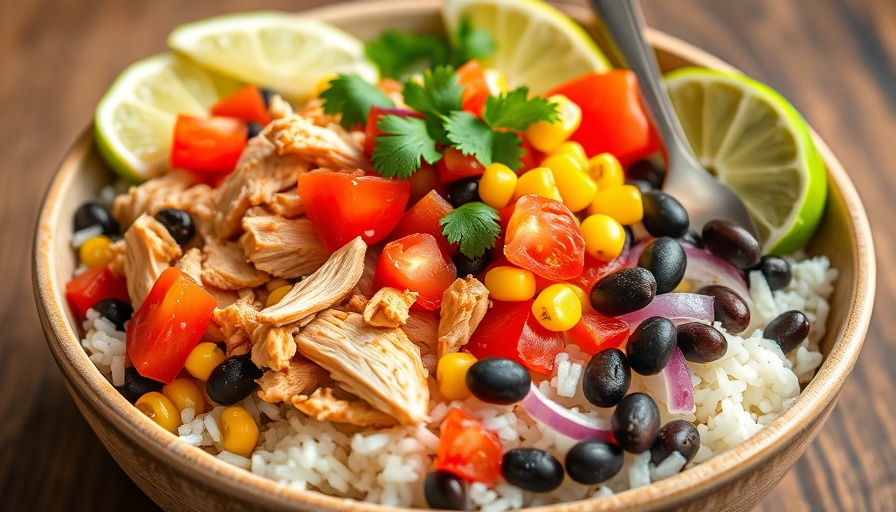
[
  {"left": 387, "top": 190, "right": 456, "bottom": 258},
  {"left": 373, "top": 233, "right": 457, "bottom": 310},
  {"left": 504, "top": 195, "right": 585, "bottom": 281},
  {"left": 435, "top": 408, "right": 503, "bottom": 484}
]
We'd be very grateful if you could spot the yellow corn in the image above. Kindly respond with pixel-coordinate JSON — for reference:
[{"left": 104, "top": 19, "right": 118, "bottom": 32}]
[
  {"left": 525, "top": 94, "right": 583, "bottom": 153},
  {"left": 219, "top": 407, "right": 259, "bottom": 458},
  {"left": 532, "top": 284, "right": 583, "bottom": 332},
  {"left": 484, "top": 266, "right": 537, "bottom": 302},
  {"left": 162, "top": 378, "right": 208, "bottom": 414},
  {"left": 587, "top": 153, "right": 626, "bottom": 190},
  {"left": 548, "top": 141, "right": 589, "bottom": 170},
  {"left": 587, "top": 184, "right": 644, "bottom": 226},
  {"left": 79, "top": 235, "right": 113, "bottom": 268},
  {"left": 266, "top": 284, "right": 293, "bottom": 307},
  {"left": 565, "top": 284, "right": 594, "bottom": 313},
  {"left": 580, "top": 214, "right": 626, "bottom": 261},
  {"left": 437, "top": 352, "right": 478, "bottom": 401},
  {"left": 135, "top": 391, "right": 181, "bottom": 434},
  {"left": 512, "top": 167, "right": 562, "bottom": 203},
  {"left": 542, "top": 154, "right": 598, "bottom": 212},
  {"left": 479, "top": 163, "right": 518, "bottom": 209},
  {"left": 184, "top": 342, "right": 227, "bottom": 381}
]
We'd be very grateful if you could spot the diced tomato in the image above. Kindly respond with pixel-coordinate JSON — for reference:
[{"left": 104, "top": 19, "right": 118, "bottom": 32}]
[
  {"left": 568, "top": 254, "right": 629, "bottom": 291},
  {"left": 518, "top": 136, "right": 543, "bottom": 174},
  {"left": 456, "top": 60, "right": 490, "bottom": 116},
  {"left": 365, "top": 106, "right": 426, "bottom": 158},
  {"left": 65, "top": 265, "right": 129, "bottom": 319},
  {"left": 437, "top": 147, "right": 486, "bottom": 184},
  {"left": 210, "top": 85, "right": 271, "bottom": 126},
  {"left": 497, "top": 204, "right": 515, "bottom": 232},
  {"left": 504, "top": 195, "right": 585, "bottom": 281},
  {"left": 126, "top": 268, "right": 217, "bottom": 383},
  {"left": 466, "top": 299, "right": 566, "bottom": 375},
  {"left": 373, "top": 233, "right": 457, "bottom": 310},
  {"left": 435, "top": 408, "right": 503, "bottom": 484},
  {"left": 170, "top": 115, "right": 248, "bottom": 175},
  {"left": 387, "top": 190, "right": 456, "bottom": 257},
  {"left": 407, "top": 163, "right": 445, "bottom": 205},
  {"left": 547, "top": 70, "right": 659, "bottom": 167},
  {"left": 297, "top": 172, "right": 410, "bottom": 251},
  {"left": 566, "top": 312, "right": 630, "bottom": 355}
]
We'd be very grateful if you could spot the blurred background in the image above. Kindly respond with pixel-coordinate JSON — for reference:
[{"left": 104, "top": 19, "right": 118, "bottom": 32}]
[{"left": 2, "top": 0, "right": 893, "bottom": 510}]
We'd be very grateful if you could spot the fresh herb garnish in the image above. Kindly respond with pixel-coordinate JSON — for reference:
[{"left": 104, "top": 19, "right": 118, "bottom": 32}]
[
  {"left": 483, "top": 87, "right": 559, "bottom": 131},
  {"left": 439, "top": 202, "right": 502, "bottom": 258},
  {"left": 451, "top": 16, "right": 497, "bottom": 67},
  {"left": 320, "top": 74, "right": 395, "bottom": 129},
  {"left": 371, "top": 116, "right": 441, "bottom": 179}
]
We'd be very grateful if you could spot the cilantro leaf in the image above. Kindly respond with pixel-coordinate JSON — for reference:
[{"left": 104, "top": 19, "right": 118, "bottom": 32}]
[
  {"left": 444, "top": 112, "right": 495, "bottom": 165},
  {"left": 371, "top": 115, "right": 441, "bottom": 179},
  {"left": 450, "top": 16, "right": 496, "bottom": 67},
  {"left": 491, "top": 131, "right": 525, "bottom": 170},
  {"left": 365, "top": 30, "right": 450, "bottom": 79},
  {"left": 320, "top": 74, "right": 395, "bottom": 129},
  {"left": 439, "top": 202, "right": 502, "bottom": 258},
  {"left": 402, "top": 66, "right": 463, "bottom": 118},
  {"left": 483, "top": 87, "right": 559, "bottom": 131}
]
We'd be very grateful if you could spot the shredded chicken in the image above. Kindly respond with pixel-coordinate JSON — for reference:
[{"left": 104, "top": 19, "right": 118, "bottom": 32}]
[
  {"left": 201, "top": 239, "right": 269, "bottom": 291},
  {"left": 268, "top": 94, "right": 294, "bottom": 120},
  {"left": 363, "top": 287, "right": 417, "bottom": 328},
  {"left": 266, "top": 114, "right": 369, "bottom": 170},
  {"left": 266, "top": 188, "right": 304, "bottom": 218},
  {"left": 113, "top": 171, "right": 201, "bottom": 228},
  {"left": 123, "top": 214, "right": 182, "bottom": 309},
  {"left": 250, "top": 323, "right": 300, "bottom": 372},
  {"left": 347, "top": 294, "right": 368, "bottom": 314},
  {"left": 107, "top": 239, "right": 127, "bottom": 278},
  {"left": 352, "top": 248, "right": 379, "bottom": 298},
  {"left": 240, "top": 208, "right": 329, "bottom": 279},
  {"left": 437, "top": 277, "right": 490, "bottom": 358},
  {"left": 175, "top": 248, "right": 204, "bottom": 283},
  {"left": 295, "top": 310, "right": 429, "bottom": 425},
  {"left": 256, "top": 356, "right": 329, "bottom": 403},
  {"left": 402, "top": 310, "right": 441, "bottom": 375},
  {"left": 258, "top": 237, "right": 367, "bottom": 326},
  {"left": 213, "top": 295, "right": 261, "bottom": 356},
  {"left": 292, "top": 388, "right": 397, "bottom": 428}
]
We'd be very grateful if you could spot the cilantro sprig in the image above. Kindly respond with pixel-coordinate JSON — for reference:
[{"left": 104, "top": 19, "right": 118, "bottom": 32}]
[
  {"left": 320, "top": 74, "right": 395, "bottom": 129},
  {"left": 439, "top": 202, "right": 502, "bottom": 259}
]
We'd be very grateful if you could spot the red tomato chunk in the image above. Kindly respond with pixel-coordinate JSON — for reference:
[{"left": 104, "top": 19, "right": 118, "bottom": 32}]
[
  {"left": 566, "top": 312, "right": 630, "bottom": 356},
  {"left": 387, "top": 189, "right": 456, "bottom": 258},
  {"left": 435, "top": 408, "right": 503, "bottom": 484},
  {"left": 504, "top": 195, "right": 585, "bottom": 281},
  {"left": 170, "top": 115, "right": 248, "bottom": 174},
  {"left": 373, "top": 233, "right": 457, "bottom": 310},
  {"left": 210, "top": 85, "right": 271, "bottom": 126},
  {"left": 65, "top": 265, "right": 129, "bottom": 318}
]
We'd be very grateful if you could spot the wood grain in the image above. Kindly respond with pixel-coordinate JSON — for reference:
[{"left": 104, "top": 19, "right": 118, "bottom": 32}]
[{"left": 4, "top": 0, "right": 892, "bottom": 510}]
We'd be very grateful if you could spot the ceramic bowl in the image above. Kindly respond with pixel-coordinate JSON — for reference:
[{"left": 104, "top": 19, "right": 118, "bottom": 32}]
[{"left": 33, "top": 0, "right": 875, "bottom": 510}]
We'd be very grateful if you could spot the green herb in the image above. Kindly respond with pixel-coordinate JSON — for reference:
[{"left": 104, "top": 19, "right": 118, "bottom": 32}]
[
  {"left": 320, "top": 74, "right": 395, "bottom": 129},
  {"left": 365, "top": 30, "right": 450, "bottom": 80},
  {"left": 403, "top": 66, "right": 464, "bottom": 119},
  {"left": 483, "top": 87, "right": 559, "bottom": 131},
  {"left": 450, "top": 16, "right": 496, "bottom": 67},
  {"left": 371, "top": 116, "right": 441, "bottom": 179},
  {"left": 440, "top": 202, "right": 502, "bottom": 258},
  {"left": 444, "top": 111, "right": 524, "bottom": 169}
]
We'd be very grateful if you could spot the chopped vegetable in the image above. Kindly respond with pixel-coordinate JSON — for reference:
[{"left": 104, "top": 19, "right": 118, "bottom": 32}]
[
  {"left": 504, "top": 195, "right": 585, "bottom": 280},
  {"left": 210, "top": 85, "right": 271, "bottom": 126},
  {"left": 388, "top": 190, "right": 456, "bottom": 257},
  {"left": 373, "top": 233, "right": 457, "bottom": 310},
  {"left": 65, "top": 265, "right": 130, "bottom": 319},
  {"left": 170, "top": 115, "right": 247, "bottom": 174},
  {"left": 435, "top": 408, "right": 503, "bottom": 484},
  {"left": 519, "top": 383, "right": 613, "bottom": 441}
]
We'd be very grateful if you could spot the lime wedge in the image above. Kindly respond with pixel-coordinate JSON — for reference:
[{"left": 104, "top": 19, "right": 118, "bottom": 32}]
[
  {"left": 664, "top": 67, "right": 826, "bottom": 254},
  {"left": 442, "top": 0, "right": 611, "bottom": 94},
  {"left": 94, "top": 52, "right": 241, "bottom": 182},
  {"left": 168, "top": 11, "right": 378, "bottom": 102}
]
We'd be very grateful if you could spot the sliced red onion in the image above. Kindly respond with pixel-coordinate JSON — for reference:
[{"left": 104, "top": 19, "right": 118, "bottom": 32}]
[
  {"left": 623, "top": 239, "right": 651, "bottom": 268},
  {"left": 644, "top": 347, "right": 695, "bottom": 414},
  {"left": 519, "top": 383, "right": 614, "bottom": 442},
  {"left": 617, "top": 293, "right": 714, "bottom": 330},
  {"left": 682, "top": 245, "right": 751, "bottom": 302}
]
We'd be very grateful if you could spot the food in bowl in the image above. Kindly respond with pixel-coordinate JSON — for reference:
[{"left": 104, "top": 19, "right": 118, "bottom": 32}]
[{"left": 64, "top": 0, "right": 836, "bottom": 509}]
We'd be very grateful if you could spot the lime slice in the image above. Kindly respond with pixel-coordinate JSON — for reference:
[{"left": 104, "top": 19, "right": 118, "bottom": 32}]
[
  {"left": 664, "top": 67, "right": 826, "bottom": 254},
  {"left": 442, "top": 0, "right": 611, "bottom": 94},
  {"left": 95, "top": 52, "right": 241, "bottom": 182},
  {"left": 168, "top": 11, "right": 378, "bottom": 102}
]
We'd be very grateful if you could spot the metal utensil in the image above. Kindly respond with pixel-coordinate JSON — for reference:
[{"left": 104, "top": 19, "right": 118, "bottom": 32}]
[{"left": 590, "top": 0, "right": 759, "bottom": 238}]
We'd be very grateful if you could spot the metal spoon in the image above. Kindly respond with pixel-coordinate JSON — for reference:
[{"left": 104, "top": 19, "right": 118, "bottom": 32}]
[{"left": 590, "top": 0, "right": 759, "bottom": 238}]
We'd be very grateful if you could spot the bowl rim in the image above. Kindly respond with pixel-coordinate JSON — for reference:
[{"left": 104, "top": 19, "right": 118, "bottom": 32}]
[{"left": 32, "top": 0, "right": 876, "bottom": 510}]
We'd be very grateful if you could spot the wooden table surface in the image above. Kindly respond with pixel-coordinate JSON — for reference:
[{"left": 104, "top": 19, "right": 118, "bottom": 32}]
[{"left": 3, "top": 0, "right": 893, "bottom": 510}]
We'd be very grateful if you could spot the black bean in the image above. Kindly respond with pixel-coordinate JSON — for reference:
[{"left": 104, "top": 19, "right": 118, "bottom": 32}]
[
  {"left": 583, "top": 348, "right": 631, "bottom": 408},
  {"left": 590, "top": 267, "right": 656, "bottom": 317},
  {"left": 677, "top": 323, "right": 728, "bottom": 363},
  {"left": 74, "top": 201, "right": 119, "bottom": 236},
  {"left": 764, "top": 310, "right": 810, "bottom": 353},
  {"left": 446, "top": 178, "right": 481, "bottom": 207},
  {"left": 680, "top": 229, "right": 704, "bottom": 249},
  {"left": 206, "top": 353, "right": 263, "bottom": 405},
  {"left": 154, "top": 208, "right": 196, "bottom": 246},
  {"left": 626, "top": 160, "right": 665, "bottom": 189},
  {"left": 259, "top": 88, "right": 277, "bottom": 108},
  {"left": 752, "top": 255, "right": 792, "bottom": 291},
  {"left": 651, "top": 420, "right": 700, "bottom": 465},
  {"left": 626, "top": 179, "right": 654, "bottom": 194},
  {"left": 93, "top": 298, "right": 133, "bottom": 332},
  {"left": 565, "top": 440, "right": 625, "bottom": 485},
  {"left": 452, "top": 248, "right": 492, "bottom": 277},
  {"left": 611, "top": 393, "right": 661, "bottom": 453},
  {"left": 702, "top": 220, "right": 761, "bottom": 269},
  {"left": 466, "top": 358, "right": 531, "bottom": 405},
  {"left": 638, "top": 237, "right": 687, "bottom": 294},
  {"left": 501, "top": 448, "right": 564, "bottom": 493},
  {"left": 626, "top": 317, "right": 677, "bottom": 375},
  {"left": 247, "top": 122, "right": 264, "bottom": 139},
  {"left": 115, "top": 366, "right": 164, "bottom": 404},
  {"left": 424, "top": 471, "right": 466, "bottom": 510},
  {"left": 698, "top": 285, "right": 751, "bottom": 334},
  {"left": 641, "top": 191, "right": 689, "bottom": 239}
]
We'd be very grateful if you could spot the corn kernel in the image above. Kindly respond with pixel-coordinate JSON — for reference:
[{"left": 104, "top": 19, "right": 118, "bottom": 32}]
[
  {"left": 532, "top": 284, "right": 583, "bottom": 332},
  {"left": 437, "top": 352, "right": 478, "bottom": 401},
  {"left": 266, "top": 284, "right": 293, "bottom": 307},
  {"left": 184, "top": 342, "right": 227, "bottom": 381},
  {"left": 479, "top": 163, "right": 518, "bottom": 209},
  {"left": 542, "top": 154, "right": 598, "bottom": 212},
  {"left": 587, "top": 153, "right": 626, "bottom": 190},
  {"left": 219, "top": 407, "right": 259, "bottom": 458},
  {"left": 79, "top": 235, "right": 113, "bottom": 268},
  {"left": 580, "top": 214, "right": 626, "bottom": 261},
  {"left": 484, "top": 266, "right": 537, "bottom": 302},
  {"left": 548, "top": 141, "right": 589, "bottom": 170},
  {"left": 512, "top": 167, "right": 562, "bottom": 203},
  {"left": 162, "top": 378, "right": 208, "bottom": 414},
  {"left": 135, "top": 391, "right": 181, "bottom": 434},
  {"left": 525, "top": 94, "right": 583, "bottom": 153},
  {"left": 565, "top": 284, "right": 594, "bottom": 313},
  {"left": 587, "top": 184, "right": 644, "bottom": 226}
]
